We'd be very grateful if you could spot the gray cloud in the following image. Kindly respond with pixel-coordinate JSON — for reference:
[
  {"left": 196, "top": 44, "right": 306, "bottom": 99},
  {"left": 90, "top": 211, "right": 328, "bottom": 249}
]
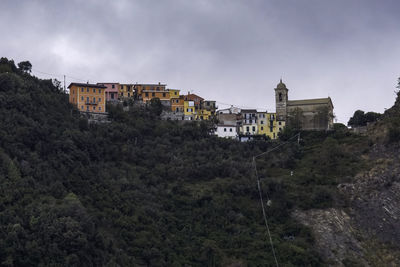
[{"left": 1, "top": 0, "right": 400, "bottom": 123}]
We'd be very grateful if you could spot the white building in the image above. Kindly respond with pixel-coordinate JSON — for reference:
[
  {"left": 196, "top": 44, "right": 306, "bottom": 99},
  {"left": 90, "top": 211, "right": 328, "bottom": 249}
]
[
  {"left": 215, "top": 124, "right": 238, "bottom": 139},
  {"left": 240, "top": 109, "right": 258, "bottom": 135},
  {"left": 217, "top": 105, "right": 241, "bottom": 115}
]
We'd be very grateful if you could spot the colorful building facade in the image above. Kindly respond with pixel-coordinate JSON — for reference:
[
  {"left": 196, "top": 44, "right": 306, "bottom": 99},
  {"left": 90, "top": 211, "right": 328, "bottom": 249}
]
[
  {"left": 68, "top": 83, "right": 106, "bottom": 113},
  {"left": 119, "top": 84, "right": 134, "bottom": 98},
  {"left": 97, "top": 83, "right": 119, "bottom": 101}
]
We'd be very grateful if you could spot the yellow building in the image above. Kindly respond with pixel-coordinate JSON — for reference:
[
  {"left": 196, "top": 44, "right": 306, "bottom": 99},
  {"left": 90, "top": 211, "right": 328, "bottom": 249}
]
[
  {"left": 68, "top": 83, "right": 106, "bottom": 113},
  {"left": 184, "top": 100, "right": 196, "bottom": 120},
  {"left": 257, "top": 112, "right": 269, "bottom": 135},
  {"left": 119, "top": 84, "right": 134, "bottom": 98},
  {"left": 195, "top": 109, "right": 212, "bottom": 120},
  {"left": 168, "top": 89, "right": 180, "bottom": 99},
  {"left": 265, "top": 113, "right": 285, "bottom": 139}
]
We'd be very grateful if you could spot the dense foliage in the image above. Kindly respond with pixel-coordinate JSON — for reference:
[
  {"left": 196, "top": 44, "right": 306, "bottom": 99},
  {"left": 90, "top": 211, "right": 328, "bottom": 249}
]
[
  {"left": 0, "top": 58, "right": 369, "bottom": 266},
  {"left": 347, "top": 110, "right": 382, "bottom": 128}
]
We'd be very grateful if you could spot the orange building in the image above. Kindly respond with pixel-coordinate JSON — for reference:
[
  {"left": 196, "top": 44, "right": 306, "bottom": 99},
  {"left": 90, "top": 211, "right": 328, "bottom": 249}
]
[
  {"left": 133, "top": 83, "right": 167, "bottom": 100},
  {"left": 119, "top": 84, "right": 134, "bottom": 98},
  {"left": 68, "top": 83, "right": 106, "bottom": 113},
  {"left": 171, "top": 96, "right": 184, "bottom": 112}
]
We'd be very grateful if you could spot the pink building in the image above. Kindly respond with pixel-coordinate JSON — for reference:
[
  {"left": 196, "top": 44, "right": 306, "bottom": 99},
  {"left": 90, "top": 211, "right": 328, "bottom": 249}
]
[{"left": 97, "top": 83, "right": 119, "bottom": 101}]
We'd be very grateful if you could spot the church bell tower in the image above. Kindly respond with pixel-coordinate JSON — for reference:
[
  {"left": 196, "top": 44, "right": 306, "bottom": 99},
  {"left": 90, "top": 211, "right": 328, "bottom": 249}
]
[{"left": 275, "top": 79, "right": 288, "bottom": 121}]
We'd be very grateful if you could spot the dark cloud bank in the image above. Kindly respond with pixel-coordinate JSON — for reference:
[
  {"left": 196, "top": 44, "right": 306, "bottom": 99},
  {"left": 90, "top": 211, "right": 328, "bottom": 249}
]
[{"left": 2, "top": 0, "right": 400, "bottom": 123}]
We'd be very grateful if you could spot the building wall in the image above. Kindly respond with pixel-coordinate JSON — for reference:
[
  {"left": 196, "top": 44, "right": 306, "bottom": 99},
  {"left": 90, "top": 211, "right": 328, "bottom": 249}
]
[
  {"left": 134, "top": 84, "right": 167, "bottom": 99},
  {"left": 215, "top": 125, "right": 237, "bottom": 138},
  {"left": 171, "top": 97, "right": 184, "bottom": 112},
  {"left": 119, "top": 84, "right": 134, "bottom": 98},
  {"left": 168, "top": 89, "right": 180, "bottom": 98},
  {"left": 184, "top": 100, "right": 196, "bottom": 117},
  {"left": 287, "top": 102, "right": 333, "bottom": 130},
  {"left": 69, "top": 84, "right": 106, "bottom": 113},
  {"left": 98, "top": 83, "right": 119, "bottom": 101},
  {"left": 142, "top": 91, "right": 170, "bottom": 102},
  {"left": 195, "top": 109, "right": 212, "bottom": 120}
]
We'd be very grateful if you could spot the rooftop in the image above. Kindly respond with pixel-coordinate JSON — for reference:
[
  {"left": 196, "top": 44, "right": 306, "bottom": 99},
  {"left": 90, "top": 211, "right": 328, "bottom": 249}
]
[
  {"left": 68, "top": 83, "right": 106, "bottom": 89},
  {"left": 288, "top": 97, "right": 333, "bottom": 107}
]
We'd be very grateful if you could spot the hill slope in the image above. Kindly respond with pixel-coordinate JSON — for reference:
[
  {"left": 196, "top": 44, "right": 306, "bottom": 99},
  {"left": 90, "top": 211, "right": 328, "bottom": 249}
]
[{"left": 0, "top": 58, "right": 399, "bottom": 266}]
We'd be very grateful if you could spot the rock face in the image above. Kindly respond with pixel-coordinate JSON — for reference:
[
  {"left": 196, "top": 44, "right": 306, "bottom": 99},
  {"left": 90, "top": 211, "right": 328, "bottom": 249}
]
[
  {"left": 293, "top": 208, "right": 367, "bottom": 266},
  {"left": 294, "top": 144, "right": 400, "bottom": 266}
]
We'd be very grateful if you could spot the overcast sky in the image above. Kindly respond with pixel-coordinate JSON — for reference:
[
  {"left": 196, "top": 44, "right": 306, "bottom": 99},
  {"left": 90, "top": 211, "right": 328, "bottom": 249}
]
[{"left": 2, "top": 0, "right": 400, "bottom": 123}]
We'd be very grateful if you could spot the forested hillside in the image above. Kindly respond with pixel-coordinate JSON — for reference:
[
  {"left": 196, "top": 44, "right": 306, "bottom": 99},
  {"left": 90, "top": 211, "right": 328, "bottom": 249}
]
[{"left": 0, "top": 58, "right": 388, "bottom": 266}]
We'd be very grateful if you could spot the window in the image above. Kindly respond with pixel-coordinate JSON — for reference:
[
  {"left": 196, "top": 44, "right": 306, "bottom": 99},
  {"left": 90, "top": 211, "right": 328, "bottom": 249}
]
[
  {"left": 145, "top": 92, "right": 149, "bottom": 97},
  {"left": 252, "top": 126, "right": 256, "bottom": 132},
  {"left": 72, "top": 90, "right": 74, "bottom": 94},
  {"left": 261, "top": 121, "right": 264, "bottom": 124},
  {"left": 81, "top": 96, "right": 84, "bottom": 101},
  {"left": 174, "top": 92, "right": 177, "bottom": 95},
  {"left": 87, "top": 88, "right": 89, "bottom": 92},
  {"left": 176, "top": 107, "right": 179, "bottom": 112},
  {"left": 152, "top": 92, "right": 155, "bottom": 97},
  {"left": 163, "top": 93, "right": 166, "bottom": 97},
  {"left": 112, "top": 84, "right": 115, "bottom": 89},
  {"left": 93, "top": 106, "right": 96, "bottom": 110},
  {"left": 279, "top": 128, "right": 282, "bottom": 131},
  {"left": 111, "top": 94, "right": 114, "bottom": 99},
  {"left": 93, "top": 97, "right": 96, "bottom": 103},
  {"left": 93, "top": 88, "right": 96, "bottom": 93},
  {"left": 86, "top": 106, "right": 89, "bottom": 111},
  {"left": 279, "top": 93, "right": 282, "bottom": 102},
  {"left": 246, "top": 126, "right": 249, "bottom": 132},
  {"left": 230, "top": 128, "right": 232, "bottom": 132},
  {"left": 224, "top": 128, "right": 227, "bottom": 132},
  {"left": 72, "top": 97, "right": 74, "bottom": 102},
  {"left": 273, "top": 133, "right": 276, "bottom": 138},
  {"left": 261, "top": 127, "right": 264, "bottom": 130},
  {"left": 99, "top": 97, "right": 101, "bottom": 102},
  {"left": 279, "top": 121, "right": 282, "bottom": 125},
  {"left": 81, "top": 106, "right": 83, "bottom": 110},
  {"left": 86, "top": 97, "right": 89, "bottom": 102},
  {"left": 99, "top": 107, "right": 101, "bottom": 111},
  {"left": 128, "top": 93, "right": 130, "bottom": 97},
  {"left": 81, "top": 88, "right": 84, "bottom": 92}
]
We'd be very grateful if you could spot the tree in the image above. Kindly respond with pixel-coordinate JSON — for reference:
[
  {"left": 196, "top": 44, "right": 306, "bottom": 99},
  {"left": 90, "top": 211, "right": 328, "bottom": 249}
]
[
  {"left": 17, "top": 61, "right": 32, "bottom": 73},
  {"left": 348, "top": 110, "right": 381, "bottom": 127},
  {"left": 149, "top": 98, "right": 163, "bottom": 116}
]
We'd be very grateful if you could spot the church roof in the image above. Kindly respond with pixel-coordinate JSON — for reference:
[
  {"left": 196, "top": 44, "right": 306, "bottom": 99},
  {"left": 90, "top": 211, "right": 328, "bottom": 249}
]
[
  {"left": 276, "top": 79, "right": 287, "bottom": 89},
  {"left": 287, "top": 97, "right": 333, "bottom": 108}
]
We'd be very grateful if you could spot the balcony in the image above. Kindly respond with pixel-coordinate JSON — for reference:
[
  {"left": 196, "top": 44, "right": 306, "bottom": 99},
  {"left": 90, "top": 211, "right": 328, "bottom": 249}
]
[{"left": 85, "top": 101, "right": 98, "bottom": 105}]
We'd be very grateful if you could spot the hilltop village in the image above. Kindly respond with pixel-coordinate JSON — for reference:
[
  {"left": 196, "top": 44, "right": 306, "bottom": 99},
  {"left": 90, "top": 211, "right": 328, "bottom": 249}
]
[{"left": 68, "top": 79, "right": 334, "bottom": 140}]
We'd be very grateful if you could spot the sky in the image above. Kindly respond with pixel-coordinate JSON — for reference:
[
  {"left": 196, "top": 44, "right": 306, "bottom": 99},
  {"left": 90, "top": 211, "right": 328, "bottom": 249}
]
[{"left": 1, "top": 0, "right": 400, "bottom": 123}]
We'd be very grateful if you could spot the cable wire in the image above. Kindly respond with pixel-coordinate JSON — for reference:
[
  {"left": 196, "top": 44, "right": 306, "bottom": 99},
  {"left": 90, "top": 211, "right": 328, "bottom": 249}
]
[{"left": 252, "top": 133, "right": 301, "bottom": 267}]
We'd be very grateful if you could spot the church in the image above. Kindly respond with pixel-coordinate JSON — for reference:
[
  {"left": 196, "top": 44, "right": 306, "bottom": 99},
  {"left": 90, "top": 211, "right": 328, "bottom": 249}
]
[{"left": 274, "top": 79, "right": 334, "bottom": 131}]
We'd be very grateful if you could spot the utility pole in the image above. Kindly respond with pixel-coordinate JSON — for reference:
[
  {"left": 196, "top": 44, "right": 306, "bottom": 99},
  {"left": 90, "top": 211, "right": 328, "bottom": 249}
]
[{"left": 64, "top": 75, "right": 66, "bottom": 93}]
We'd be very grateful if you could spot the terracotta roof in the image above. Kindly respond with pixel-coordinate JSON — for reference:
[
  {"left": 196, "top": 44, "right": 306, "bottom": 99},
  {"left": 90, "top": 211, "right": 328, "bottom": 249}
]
[{"left": 68, "top": 83, "right": 106, "bottom": 89}]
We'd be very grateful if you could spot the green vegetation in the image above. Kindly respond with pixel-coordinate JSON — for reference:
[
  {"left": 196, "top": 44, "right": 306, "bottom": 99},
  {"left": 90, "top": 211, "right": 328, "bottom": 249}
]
[
  {"left": 348, "top": 110, "right": 382, "bottom": 128},
  {"left": 0, "top": 58, "right": 371, "bottom": 266}
]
